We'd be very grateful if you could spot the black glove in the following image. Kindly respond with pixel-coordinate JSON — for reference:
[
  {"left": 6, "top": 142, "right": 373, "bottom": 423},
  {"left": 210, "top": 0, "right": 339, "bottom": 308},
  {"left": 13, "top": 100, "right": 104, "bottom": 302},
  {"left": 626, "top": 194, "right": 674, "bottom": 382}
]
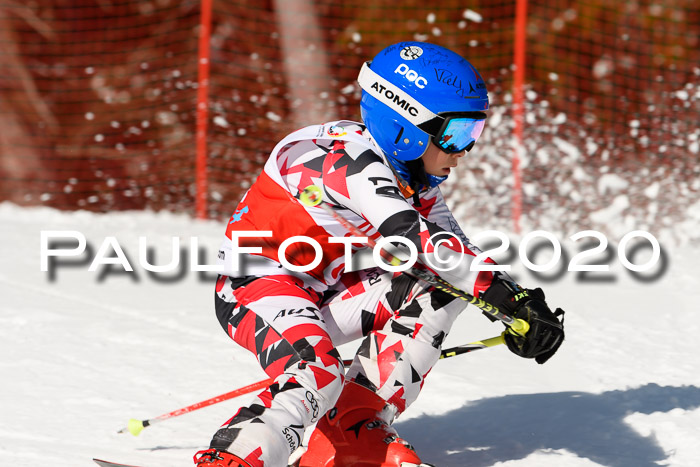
[{"left": 481, "top": 280, "right": 565, "bottom": 364}]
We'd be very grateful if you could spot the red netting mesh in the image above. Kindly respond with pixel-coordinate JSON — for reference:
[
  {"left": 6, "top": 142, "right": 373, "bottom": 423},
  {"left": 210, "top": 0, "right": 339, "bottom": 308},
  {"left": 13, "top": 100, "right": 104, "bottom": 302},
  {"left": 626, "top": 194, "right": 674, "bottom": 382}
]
[
  {"left": 510, "top": 1, "right": 700, "bottom": 239},
  {"left": 1, "top": 1, "right": 698, "bottom": 239},
  {"left": 0, "top": 0, "right": 200, "bottom": 211}
]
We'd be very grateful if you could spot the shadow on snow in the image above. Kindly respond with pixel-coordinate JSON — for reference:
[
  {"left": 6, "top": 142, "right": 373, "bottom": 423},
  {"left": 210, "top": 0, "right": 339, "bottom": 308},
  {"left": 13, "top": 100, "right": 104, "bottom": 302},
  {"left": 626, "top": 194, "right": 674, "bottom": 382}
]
[{"left": 395, "top": 383, "right": 700, "bottom": 467}]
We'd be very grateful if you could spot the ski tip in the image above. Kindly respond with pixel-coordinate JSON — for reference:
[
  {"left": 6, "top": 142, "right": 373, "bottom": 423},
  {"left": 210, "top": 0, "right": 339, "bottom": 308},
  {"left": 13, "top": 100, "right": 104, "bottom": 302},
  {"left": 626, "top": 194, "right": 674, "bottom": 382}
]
[{"left": 93, "top": 458, "right": 143, "bottom": 467}]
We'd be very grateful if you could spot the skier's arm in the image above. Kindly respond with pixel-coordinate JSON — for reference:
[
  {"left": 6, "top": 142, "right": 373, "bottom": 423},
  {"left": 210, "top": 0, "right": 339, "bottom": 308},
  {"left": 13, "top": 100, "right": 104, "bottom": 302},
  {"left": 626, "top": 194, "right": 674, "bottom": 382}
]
[
  {"left": 416, "top": 188, "right": 566, "bottom": 363},
  {"left": 337, "top": 160, "right": 495, "bottom": 296},
  {"left": 322, "top": 145, "right": 564, "bottom": 363},
  {"left": 343, "top": 170, "right": 565, "bottom": 364}
]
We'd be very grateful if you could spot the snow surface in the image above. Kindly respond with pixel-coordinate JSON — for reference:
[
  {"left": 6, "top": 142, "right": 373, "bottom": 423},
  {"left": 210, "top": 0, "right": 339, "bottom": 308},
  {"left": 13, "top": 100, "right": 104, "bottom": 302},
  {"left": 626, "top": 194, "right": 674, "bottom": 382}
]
[{"left": 1, "top": 203, "right": 699, "bottom": 467}]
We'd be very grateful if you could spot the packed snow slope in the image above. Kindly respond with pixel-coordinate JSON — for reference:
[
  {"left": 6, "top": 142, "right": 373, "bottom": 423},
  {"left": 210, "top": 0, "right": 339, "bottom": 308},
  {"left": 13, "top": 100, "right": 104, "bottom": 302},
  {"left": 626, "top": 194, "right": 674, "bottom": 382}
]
[{"left": 1, "top": 203, "right": 699, "bottom": 467}]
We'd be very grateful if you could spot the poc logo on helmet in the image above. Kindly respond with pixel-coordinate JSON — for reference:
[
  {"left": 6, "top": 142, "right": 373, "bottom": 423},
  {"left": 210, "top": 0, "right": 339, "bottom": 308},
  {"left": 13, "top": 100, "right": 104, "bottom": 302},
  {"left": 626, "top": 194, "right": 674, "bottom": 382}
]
[{"left": 394, "top": 64, "right": 428, "bottom": 89}]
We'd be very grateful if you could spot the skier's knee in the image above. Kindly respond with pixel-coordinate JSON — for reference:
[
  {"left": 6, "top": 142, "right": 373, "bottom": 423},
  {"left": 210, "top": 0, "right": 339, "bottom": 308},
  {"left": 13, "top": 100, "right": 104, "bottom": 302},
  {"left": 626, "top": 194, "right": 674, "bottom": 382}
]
[{"left": 286, "top": 354, "right": 345, "bottom": 423}]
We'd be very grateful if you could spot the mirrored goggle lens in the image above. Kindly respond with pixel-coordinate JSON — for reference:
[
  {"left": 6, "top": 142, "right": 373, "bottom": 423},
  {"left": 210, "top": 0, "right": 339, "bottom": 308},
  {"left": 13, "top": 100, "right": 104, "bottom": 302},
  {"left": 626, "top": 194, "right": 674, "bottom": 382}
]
[{"left": 436, "top": 118, "right": 486, "bottom": 153}]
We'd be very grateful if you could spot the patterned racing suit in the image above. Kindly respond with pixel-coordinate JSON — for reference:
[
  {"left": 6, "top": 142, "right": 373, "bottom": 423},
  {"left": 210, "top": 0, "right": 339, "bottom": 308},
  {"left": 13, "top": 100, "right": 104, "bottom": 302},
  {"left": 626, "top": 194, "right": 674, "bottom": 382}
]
[{"left": 210, "top": 121, "right": 498, "bottom": 466}]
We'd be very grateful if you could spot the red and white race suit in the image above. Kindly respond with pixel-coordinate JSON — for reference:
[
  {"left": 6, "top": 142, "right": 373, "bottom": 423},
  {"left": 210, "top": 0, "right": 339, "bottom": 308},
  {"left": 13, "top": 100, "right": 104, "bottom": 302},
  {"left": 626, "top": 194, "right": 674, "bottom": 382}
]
[{"left": 209, "top": 121, "right": 500, "bottom": 466}]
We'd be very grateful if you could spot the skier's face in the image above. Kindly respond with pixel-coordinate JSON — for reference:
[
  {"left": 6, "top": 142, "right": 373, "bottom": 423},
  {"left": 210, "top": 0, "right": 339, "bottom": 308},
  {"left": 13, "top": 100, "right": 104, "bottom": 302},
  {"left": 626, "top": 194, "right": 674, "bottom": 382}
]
[{"left": 421, "top": 143, "right": 466, "bottom": 176}]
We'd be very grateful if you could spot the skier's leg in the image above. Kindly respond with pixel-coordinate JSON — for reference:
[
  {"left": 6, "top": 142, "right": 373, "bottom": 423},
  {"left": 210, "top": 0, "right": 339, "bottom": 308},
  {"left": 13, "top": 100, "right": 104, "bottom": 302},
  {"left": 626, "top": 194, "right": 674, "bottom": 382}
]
[
  {"left": 203, "top": 275, "right": 344, "bottom": 467},
  {"left": 346, "top": 272, "right": 465, "bottom": 412},
  {"left": 301, "top": 267, "right": 465, "bottom": 465},
  {"left": 322, "top": 267, "right": 464, "bottom": 411}
]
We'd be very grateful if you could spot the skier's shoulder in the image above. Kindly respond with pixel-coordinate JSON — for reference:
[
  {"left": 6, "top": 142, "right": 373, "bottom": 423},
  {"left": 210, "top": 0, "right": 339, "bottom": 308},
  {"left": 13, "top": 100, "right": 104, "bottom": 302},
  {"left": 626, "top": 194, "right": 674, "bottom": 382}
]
[
  {"left": 271, "top": 120, "right": 378, "bottom": 161},
  {"left": 314, "top": 120, "right": 383, "bottom": 159}
]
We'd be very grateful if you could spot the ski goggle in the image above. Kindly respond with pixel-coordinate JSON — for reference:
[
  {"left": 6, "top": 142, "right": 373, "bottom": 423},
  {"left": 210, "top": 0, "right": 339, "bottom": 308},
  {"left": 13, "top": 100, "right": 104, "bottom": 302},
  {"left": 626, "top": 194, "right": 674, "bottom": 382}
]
[{"left": 432, "top": 112, "right": 487, "bottom": 153}]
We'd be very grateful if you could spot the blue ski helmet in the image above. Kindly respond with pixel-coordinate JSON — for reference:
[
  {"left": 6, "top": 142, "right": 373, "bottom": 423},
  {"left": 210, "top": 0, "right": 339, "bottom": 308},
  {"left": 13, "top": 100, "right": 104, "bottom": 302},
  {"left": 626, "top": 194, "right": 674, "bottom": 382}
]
[{"left": 358, "top": 42, "right": 489, "bottom": 186}]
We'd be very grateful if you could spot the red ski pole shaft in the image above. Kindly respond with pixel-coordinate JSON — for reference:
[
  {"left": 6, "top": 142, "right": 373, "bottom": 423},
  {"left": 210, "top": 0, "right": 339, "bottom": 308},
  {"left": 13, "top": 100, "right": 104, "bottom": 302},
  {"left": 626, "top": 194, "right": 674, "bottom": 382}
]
[
  {"left": 153, "top": 379, "right": 273, "bottom": 422},
  {"left": 118, "top": 378, "right": 272, "bottom": 435},
  {"left": 119, "top": 360, "right": 348, "bottom": 436},
  {"left": 119, "top": 334, "right": 503, "bottom": 436},
  {"left": 120, "top": 186, "right": 513, "bottom": 437}
]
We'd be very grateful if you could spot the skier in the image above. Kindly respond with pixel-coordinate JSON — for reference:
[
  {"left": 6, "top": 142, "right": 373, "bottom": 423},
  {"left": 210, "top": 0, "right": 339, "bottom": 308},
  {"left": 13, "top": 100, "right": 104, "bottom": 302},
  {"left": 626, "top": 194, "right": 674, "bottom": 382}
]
[{"left": 194, "top": 41, "right": 565, "bottom": 467}]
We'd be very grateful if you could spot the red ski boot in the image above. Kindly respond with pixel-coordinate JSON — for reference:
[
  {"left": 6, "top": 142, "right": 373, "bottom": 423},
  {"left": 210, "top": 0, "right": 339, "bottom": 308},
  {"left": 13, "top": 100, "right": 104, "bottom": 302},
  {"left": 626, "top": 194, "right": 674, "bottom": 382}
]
[
  {"left": 194, "top": 448, "right": 252, "bottom": 467},
  {"left": 298, "top": 382, "right": 429, "bottom": 467}
]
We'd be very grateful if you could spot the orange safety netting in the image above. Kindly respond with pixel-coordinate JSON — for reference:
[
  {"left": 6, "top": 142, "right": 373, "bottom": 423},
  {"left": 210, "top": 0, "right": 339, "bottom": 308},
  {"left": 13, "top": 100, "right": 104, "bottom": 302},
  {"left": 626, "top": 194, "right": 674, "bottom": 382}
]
[{"left": 0, "top": 1, "right": 698, "bottom": 236}]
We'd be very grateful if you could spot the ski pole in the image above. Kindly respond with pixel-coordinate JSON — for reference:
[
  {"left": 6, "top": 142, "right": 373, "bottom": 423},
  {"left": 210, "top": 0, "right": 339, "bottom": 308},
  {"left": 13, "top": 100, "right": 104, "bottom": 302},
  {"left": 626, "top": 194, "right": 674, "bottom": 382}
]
[
  {"left": 439, "top": 334, "right": 505, "bottom": 359},
  {"left": 299, "top": 185, "right": 529, "bottom": 336},
  {"left": 117, "top": 378, "right": 273, "bottom": 436},
  {"left": 118, "top": 335, "right": 502, "bottom": 436},
  {"left": 120, "top": 186, "right": 519, "bottom": 437}
]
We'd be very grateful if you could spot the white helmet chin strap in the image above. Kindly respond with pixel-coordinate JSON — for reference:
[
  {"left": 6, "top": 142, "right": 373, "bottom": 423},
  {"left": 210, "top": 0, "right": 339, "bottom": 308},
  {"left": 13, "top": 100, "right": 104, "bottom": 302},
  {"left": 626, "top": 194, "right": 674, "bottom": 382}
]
[{"left": 357, "top": 61, "right": 440, "bottom": 128}]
